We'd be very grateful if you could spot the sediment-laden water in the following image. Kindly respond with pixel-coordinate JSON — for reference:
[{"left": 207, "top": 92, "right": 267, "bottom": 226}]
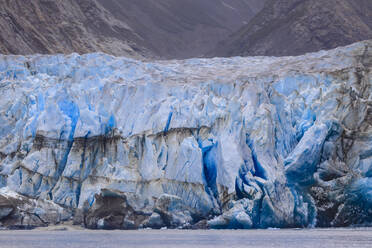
[{"left": 0, "top": 228, "right": 371, "bottom": 248}]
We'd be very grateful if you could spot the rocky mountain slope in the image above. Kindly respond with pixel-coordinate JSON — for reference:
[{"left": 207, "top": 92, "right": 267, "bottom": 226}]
[
  {"left": 0, "top": 0, "right": 264, "bottom": 59},
  {"left": 0, "top": 40, "right": 371, "bottom": 229},
  {"left": 210, "top": 0, "right": 372, "bottom": 57}
]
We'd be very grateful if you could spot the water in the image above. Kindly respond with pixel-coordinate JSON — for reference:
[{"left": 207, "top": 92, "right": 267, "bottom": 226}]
[{"left": 0, "top": 228, "right": 371, "bottom": 248}]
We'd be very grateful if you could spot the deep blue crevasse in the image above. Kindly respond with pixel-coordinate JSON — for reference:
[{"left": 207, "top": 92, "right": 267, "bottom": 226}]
[
  {"left": 245, "top": 135, "right": 267, "bottom": 180},
  {"left": 164, "top": 111, "right": 173, "bottom": 133},
  {"left": 56, "top": 99, "right": 80, "bottom": 177},
  {"left": 198, "top": 139, "right": 219, "bottom": 204}
]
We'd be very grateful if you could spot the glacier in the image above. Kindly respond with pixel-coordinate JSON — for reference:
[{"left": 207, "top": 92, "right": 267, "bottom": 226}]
[{"left": 0, "top": 40, "right": 371, "bottom": 229}]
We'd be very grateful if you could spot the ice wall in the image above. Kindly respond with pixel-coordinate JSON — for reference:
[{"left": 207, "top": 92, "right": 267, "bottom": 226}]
[{"left": 0, "top": 41, "right": 371, "bottom": 229}]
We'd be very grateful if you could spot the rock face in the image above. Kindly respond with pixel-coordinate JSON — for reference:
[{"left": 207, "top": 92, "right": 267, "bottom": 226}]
[
  {"left": 0, "top": 0, "right": 264, "bottom": 59},
  {"left": 210, "top": 0, "right": 372, "bottom": 57},
  {"left": 0, "top": 40, "right": 371, "bottom": 229},
  {"left": 1, "top": 0, "right": 371, "bottom": 59}
]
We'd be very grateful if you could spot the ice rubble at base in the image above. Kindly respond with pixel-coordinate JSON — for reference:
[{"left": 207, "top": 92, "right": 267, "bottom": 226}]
[
  {"left": 0, "top": 40, "right": 371, "bottom": 229},
  {"left": 0, "top": 187, "right": 70, "bottom": 227}
]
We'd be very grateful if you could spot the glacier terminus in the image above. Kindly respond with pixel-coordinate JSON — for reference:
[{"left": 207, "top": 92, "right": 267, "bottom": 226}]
[{"left": 0, "top": 40, "right": 371, "bottom": 229}]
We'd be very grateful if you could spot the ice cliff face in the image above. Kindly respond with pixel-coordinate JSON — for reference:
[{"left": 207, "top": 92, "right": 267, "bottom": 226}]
[{"left": 0, "top": 41, "right": 371, "bottom": 229}]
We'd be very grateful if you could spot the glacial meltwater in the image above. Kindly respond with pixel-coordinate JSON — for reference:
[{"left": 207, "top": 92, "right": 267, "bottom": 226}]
[{"left": 0, "top": 228, "right": 371, "bottom": 248}]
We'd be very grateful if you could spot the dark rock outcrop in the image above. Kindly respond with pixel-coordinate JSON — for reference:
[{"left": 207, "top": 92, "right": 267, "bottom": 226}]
[
  {"left": 0, "top": 0, "right": 264, "bottom": 59},
  {"left": 210, "top": 0, "right": 372, "bottom": 57}
]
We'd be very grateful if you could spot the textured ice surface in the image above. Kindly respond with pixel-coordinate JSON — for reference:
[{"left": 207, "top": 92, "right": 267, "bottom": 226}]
[{"left": 0, "top": 41, "right": 371, "bottom": 228}]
